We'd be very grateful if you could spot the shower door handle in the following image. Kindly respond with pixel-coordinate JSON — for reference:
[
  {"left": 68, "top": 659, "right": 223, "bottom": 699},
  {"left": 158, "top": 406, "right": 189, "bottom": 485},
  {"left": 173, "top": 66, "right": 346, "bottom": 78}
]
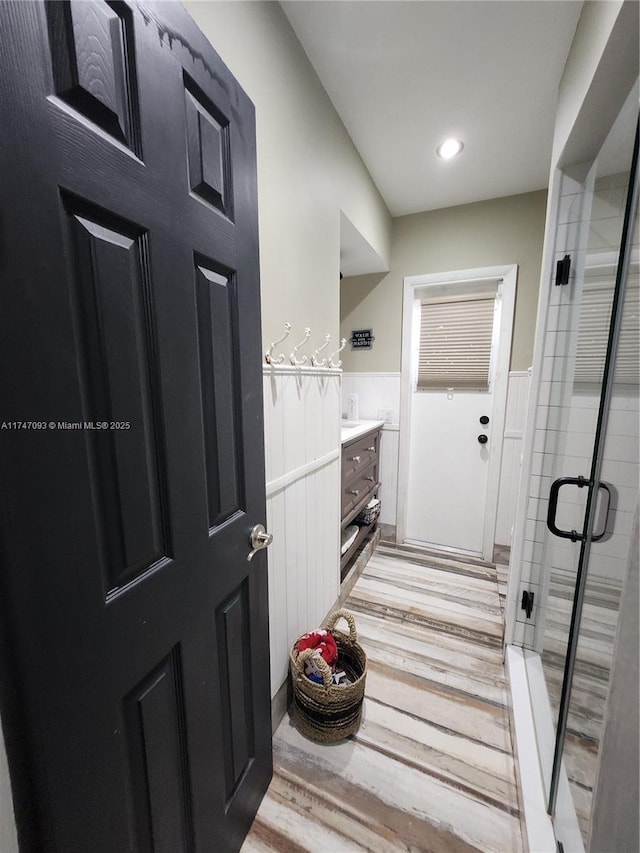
[
  {"left": 546, "top": 477, "right": 612, "bottom": 542},
  {"left": 592, "top": 482, "right": 612, "bottom": 541},
  {"left": 547, "top": 476, "right": 588, "bottom": 542}
]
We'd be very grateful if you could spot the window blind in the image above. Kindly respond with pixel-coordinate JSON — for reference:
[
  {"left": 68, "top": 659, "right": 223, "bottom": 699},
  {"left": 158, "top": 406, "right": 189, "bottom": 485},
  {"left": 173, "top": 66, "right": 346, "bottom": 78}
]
[
  {"left": 417, "top": 293, "right": 495, "bottom": 390},
  {"left": 575, "top": 275, "right": 639, "bottom": 385}
]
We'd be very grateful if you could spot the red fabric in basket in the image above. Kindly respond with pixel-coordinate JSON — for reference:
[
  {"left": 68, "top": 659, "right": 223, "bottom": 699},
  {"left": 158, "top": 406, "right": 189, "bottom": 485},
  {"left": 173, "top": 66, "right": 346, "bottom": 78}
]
[{"left": 297, "top": 629, "right": 338, "bottom": 666}]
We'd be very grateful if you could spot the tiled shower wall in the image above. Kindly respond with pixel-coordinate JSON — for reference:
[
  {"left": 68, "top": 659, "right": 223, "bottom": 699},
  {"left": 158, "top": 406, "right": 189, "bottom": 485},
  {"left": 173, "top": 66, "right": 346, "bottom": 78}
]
[
  {"left": 263, "top": 365, "right": 341, "bottom": 695},
  {"left": 342, "top": 371, "right": 529, "bottom": 543}
]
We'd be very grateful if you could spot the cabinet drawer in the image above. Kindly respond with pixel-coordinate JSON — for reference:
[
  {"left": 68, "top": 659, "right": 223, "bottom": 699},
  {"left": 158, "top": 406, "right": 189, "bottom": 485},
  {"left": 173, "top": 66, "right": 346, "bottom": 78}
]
[
  {"left": 341, "top": 461, "right": 378, "bottom": 517},
  {"left": 342, "top": 431, "right": 380, "bottom": 485}
]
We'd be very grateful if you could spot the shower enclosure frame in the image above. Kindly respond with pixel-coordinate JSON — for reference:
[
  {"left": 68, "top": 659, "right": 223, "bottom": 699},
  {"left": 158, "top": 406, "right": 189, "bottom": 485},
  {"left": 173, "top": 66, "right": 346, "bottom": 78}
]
[
  {"left": 506, "top": 122, "right": 638, "bottom": 852},
  {"left": 503, "top": 5, "right": 639, "bottom": 847},
  {"left": 546, "top": 120, "right": 638, "bottom": 816}
]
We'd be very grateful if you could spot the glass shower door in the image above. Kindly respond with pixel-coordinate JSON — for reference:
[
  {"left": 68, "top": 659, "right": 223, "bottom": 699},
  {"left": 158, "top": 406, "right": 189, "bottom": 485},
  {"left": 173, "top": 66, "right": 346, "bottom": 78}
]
[
  {"left": 556, "top": 215, "right": 639, "bottom": 847},
  {"left": 522, "top": 89, "right": 638, "bottom": 848}
]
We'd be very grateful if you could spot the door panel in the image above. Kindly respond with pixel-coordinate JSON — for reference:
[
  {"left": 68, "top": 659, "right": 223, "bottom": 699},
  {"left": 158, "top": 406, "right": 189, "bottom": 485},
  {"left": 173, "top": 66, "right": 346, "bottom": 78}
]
[
  {"left": 194, "top": 261, "right": 244, "bottom": 529},
  {"left": 216, "top": 581, "right": 255, "bottom": 801},
  {"left": 0, "top": 2, "right": 271, "bottom": 851},
  {"left": 46, "top": 0, "right": 141, "bottom": 154},
  {"left": 184, "top": 74, "right": 232, "bottom": 216},
  {"left": 125, "top": 646, "right": 193, "bottom": 853},
  {"left": 67, "top": 203, "right": 170, "bottom": 593}
]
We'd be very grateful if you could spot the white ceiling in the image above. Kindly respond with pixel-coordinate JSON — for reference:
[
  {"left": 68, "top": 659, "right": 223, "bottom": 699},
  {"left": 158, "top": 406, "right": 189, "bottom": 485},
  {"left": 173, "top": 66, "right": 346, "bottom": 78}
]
[{"left": 281, "top": 1, "right": 583, "bottom": 219}]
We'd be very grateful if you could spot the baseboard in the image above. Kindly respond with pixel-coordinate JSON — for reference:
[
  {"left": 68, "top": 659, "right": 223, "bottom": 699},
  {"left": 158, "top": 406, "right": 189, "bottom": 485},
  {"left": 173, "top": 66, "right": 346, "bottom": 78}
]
[
  {"left": 505, "top": 646, "right": 556, "bottom": 853},
  {"left": 378, "top": 523, "right": 396, "bottom": 541},
  {"left": 270, "top": 674, "right": 291, "bottom": 733},
  {"left": 339, "top": 527, "right": 380, "bottom": 606}
]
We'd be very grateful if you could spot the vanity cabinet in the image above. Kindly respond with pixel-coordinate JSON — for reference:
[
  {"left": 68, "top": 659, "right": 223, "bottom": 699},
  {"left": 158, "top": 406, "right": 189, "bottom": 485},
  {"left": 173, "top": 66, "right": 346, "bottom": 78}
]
[{"left": 340, "top": 423, "right": 382, "bottom": 577}]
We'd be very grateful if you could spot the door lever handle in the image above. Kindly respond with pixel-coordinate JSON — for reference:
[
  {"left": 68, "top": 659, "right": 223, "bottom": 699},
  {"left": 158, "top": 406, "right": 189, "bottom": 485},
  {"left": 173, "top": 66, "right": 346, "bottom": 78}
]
[{"left": 248, "top": 524, "right": 273, "bottom": 562}]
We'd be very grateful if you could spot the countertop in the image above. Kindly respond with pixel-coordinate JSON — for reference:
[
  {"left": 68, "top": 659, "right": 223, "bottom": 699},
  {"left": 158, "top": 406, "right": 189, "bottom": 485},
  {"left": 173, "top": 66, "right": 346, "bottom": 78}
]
[{"left": 340, "top": 419, "right": 385, "bottom": 444}]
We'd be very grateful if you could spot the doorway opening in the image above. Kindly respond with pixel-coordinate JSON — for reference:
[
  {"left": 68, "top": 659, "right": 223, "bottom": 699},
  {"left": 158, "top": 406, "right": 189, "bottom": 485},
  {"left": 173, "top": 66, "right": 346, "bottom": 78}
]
[{"left": 397, "top": 264, "right": 517, "bottom": 561}]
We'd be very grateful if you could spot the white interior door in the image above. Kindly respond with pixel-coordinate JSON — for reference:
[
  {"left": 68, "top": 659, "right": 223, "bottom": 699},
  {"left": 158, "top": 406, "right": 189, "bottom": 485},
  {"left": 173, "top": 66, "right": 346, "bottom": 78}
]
[
  {"left": 398, "top": 265, "right": 517, "bottom": 560},
  {"left": 406, "top": 389, "right": 492, "bottom": 553}
]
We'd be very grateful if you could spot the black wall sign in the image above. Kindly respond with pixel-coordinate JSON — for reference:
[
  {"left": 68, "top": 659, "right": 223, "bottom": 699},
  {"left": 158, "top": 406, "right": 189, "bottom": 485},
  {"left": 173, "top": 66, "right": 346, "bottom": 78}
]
[{"left": 350, "top": 329, "right": 375, "bottom": 349}]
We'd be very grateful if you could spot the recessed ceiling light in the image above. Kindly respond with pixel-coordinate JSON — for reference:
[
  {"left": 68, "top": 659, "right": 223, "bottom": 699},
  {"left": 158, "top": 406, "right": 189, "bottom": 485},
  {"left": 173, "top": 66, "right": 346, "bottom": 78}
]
[{"left": 436, "top": 138, "right": 464, "bottom": 160}]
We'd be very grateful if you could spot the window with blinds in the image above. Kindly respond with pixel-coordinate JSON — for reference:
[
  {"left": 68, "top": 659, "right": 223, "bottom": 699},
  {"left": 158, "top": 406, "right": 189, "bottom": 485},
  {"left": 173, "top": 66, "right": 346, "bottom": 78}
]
[
  {"left": 417, "top": 292, "right": 496, "bottom": 390},
  {"left": 575, "top": 273, "right": 639, "bottom": 385}
]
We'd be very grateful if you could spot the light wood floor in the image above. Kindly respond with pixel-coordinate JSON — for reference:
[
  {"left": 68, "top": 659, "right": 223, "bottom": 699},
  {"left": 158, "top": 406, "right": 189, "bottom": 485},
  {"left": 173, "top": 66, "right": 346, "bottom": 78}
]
[{"left": 242, "top": 542, "right": 524, "bottom": 852}]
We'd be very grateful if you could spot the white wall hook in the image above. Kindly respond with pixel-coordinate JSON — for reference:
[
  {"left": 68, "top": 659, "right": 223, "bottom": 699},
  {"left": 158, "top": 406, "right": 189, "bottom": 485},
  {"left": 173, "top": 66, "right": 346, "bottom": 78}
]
[
  {"left": 311, "top": 333, "right": 331, "bottom": 367},
  {"left": 329, "top": 338, "right": 347, "bottom": 368},
  {"left": 265, "top": 322, "right": 291, "bottom": 365},
  {"left": 290, "top": 327, "right": 311, "bottom": 365}
]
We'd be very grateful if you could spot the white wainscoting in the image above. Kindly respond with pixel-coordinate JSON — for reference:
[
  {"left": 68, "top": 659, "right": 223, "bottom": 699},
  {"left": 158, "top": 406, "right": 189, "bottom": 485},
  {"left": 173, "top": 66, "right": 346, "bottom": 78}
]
[
  {"left": 340, "top": 372, "right": 402, "bottom": 424},
  {"left": 377, "top": 427, "right": 399, "bottom": 527},
  {"left": 263, "top": 365, "right": 341, "bottom": 697},
  {"left": 495, "top": 371, "right": 531, "bottom": 546}
]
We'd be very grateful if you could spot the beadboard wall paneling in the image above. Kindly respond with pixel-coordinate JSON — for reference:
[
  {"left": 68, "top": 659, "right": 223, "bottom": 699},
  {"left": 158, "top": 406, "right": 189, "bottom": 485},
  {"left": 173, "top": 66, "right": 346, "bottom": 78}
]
[
  {"left": 263, "top": 365, "right": 341, "bottom": 696},
  {"left": 495, "top": 372, "right": 531, "bottom": 545},
  {"left": 378, "top": 427, "right": 399, "bottom": 526},
  {"left": 341, "top": 372, "right": 401, "bottom": 424}
]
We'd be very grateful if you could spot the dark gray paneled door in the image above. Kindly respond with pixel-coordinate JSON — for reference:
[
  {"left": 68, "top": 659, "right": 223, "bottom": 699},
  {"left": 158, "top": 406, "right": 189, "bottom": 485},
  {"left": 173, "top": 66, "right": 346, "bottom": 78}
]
[{"left": 0, "top": 2, "right": 271, "bottom": 851}]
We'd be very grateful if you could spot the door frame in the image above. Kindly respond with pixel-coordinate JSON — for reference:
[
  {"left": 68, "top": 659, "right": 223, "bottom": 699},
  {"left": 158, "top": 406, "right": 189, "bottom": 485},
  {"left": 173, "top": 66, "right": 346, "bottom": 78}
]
[{"left": 397, "top": 264, "right": 518, "bottom": 561}]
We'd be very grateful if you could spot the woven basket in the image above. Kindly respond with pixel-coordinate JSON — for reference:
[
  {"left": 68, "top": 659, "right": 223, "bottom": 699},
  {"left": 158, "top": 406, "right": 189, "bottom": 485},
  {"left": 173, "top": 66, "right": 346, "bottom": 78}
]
[
  {"left": 355, "top": 499, "right": 381, "bottom": 526},
  {"left": 289, "top": 609, "right": 367, "bottom": 743}
]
